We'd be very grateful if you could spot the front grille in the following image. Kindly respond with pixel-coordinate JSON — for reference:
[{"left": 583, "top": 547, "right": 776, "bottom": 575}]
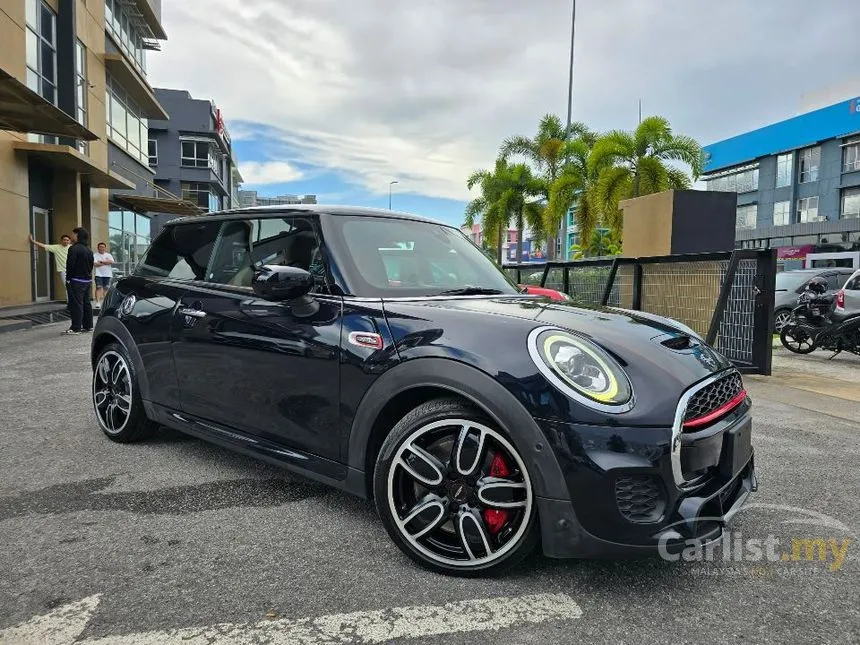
[
  {"left": 684, "top": 371, "right": 744, "bottom": 427},
  {"left": 615, "top": 475, "right": 666, "bottom": 524}
]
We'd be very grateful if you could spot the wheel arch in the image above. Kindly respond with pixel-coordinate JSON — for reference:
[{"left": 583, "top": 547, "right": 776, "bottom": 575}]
[
  {"left": 90, "top": 318, "right": 151, "bottom": 401},
  {"left": 347, "top": 357, "right": 569, "bottom": 502}
]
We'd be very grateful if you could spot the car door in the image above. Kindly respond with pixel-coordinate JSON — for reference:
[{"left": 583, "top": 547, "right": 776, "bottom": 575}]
[
  {"left": 122, "top": 220, "right": 223, "bottom": 411},
  {"left": 170, "top": 214, "right": 343, "bottom": 461},
  {"left": 842, "top": 272, "right": 860, "bottom": 315}
]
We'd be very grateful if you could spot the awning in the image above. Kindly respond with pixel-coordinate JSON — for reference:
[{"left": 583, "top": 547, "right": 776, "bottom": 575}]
[
  {"left": 112, "top": 194, "right": 203, "bottom": 216},
  {"left": 126, "top": 0, "right": 168, "bottom": 40},
  {"left": 0, "top": 68, "right": 99, "bottom": 140},
  {"left": 13, "top": 142, "right": 136, "bottom": 189},
  {"left": 104, "top": 54, "right": 169, "bottom": 120}
]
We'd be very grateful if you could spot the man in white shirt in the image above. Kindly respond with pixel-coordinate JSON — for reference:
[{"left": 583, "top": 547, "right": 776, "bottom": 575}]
[{"left": 93, "top": 242, "right": 115, "bottom": 308}]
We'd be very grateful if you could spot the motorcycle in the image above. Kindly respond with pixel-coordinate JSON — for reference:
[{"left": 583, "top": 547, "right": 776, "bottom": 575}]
[{"left": 780, "top": 288, "right": 860, "bottom": 358}]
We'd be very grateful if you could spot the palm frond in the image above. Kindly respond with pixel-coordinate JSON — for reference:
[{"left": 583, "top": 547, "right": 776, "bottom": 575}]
[
  {"left": 652, "top": 134, "right": 703, "bottom": 179},
  {"left": 666, "top": 165, "right": 692, "bottom": 190},
  {"left": 634, "top": 116, "right": 671, "bottom": 155},
  {"left": 500, "top": 136, "right": 539, "bottom": 165},
  {"left": 594, "top": 165, "right": 633, "bottom": 227},
  {"left": 636, "top": 156, "right": 669, "bottom": 195}
]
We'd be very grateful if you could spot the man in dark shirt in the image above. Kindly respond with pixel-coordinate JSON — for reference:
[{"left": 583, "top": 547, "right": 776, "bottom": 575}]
[{"left": 64, "top": 226, "right": 94, "bottom": 335}]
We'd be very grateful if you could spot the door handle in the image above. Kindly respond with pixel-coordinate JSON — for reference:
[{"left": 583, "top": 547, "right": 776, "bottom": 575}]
[{"left": 178, "top": 307, "right": 207, "bottom": 318}]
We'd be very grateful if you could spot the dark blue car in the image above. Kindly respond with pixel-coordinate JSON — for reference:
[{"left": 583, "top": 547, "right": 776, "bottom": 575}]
[{"left": 90, "top": 205, "right": 756, "bottom": 576}]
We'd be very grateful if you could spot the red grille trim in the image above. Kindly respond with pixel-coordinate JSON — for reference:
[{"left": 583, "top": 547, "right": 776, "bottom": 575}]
[{"left": 683, "top": 389, "right": 747, "bottom": 429}]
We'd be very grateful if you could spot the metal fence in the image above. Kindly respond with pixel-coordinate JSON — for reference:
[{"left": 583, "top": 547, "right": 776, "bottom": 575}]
[{"left": 504, "top": 249, "right": 777, "bottom": 375}]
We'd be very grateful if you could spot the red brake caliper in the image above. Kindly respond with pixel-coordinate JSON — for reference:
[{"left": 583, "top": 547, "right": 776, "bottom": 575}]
[{"left": 483, "top": 452, "right": 510, "bottom": 535}]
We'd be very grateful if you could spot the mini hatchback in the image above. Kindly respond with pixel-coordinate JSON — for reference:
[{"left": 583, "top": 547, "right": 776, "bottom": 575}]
[{"left": 91, "top": 205, "right": 757, "bottom": 576}]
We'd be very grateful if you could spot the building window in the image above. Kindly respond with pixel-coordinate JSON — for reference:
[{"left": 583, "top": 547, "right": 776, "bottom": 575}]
[
  {"left": 775, "top": 153, "right": 792, "bottom": 187},
  {"left": 148, "top": 139, "right": 157, "bottom": 166},
  {"left": 181, "top": 140, "right": 210, "bottom": 167},
  {"left": 842, "top": 187, "right": 860, "bottom": 219},
  {"left": 181, "top": 182, "right": 213, "bottom": 210},
  {"left": 796, "top": 196, "right": 820, "bottom": 223},
  {"left": 772, "top": 200, "right": 791, "bottom": 226},
  {"left": 705, "top": 165, "right": 759, "bottom": 193},
  {"left": 735, "top": 204, "right": 758, "bottom": 230},
  {"left": 108, "top": 208, "right": 152, "bottom": 278},
  {"left": 798, "top": 147, "right": 820, "bottom": 183},
  {"left": 25, "top": 0, "right": 57, "bottom": 105},
  {"left": 106, "top": 74, "right": 148, "bottom": 166},
  {"left": 75, "top": 40, "right": 88, "bottom": 154},
  {"left": 843, "top": 139, "right": 860, "bottom": 173},
  {"left": 105, "top": 0, "right": 147, "bottom": 75}
]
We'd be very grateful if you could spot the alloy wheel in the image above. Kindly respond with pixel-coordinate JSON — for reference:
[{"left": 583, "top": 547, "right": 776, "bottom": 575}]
[
  {"left": 774, "top": 310, "right": 791, "bottom": 332},
  {"left": 92, "top": 350, "right": 133, "bottom": 435},
  {"left": 386, "top": 418, "right": 533, "bottom": 568}
]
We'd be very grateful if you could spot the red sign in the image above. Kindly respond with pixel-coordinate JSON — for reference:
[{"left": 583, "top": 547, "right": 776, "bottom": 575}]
[
  {"left": 777, "top": 244, "right": 815, "bottom": 260},
  {"left": 214, "top": 108, "right": 224, "bottom": 135}
]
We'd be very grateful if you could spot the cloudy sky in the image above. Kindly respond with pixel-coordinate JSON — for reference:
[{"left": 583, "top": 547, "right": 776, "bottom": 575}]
[{"left": 148, "top": 0, "right": 860, "bottom": 226}]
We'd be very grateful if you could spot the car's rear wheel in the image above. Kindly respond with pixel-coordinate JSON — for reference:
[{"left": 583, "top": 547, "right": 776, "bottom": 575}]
[
  {"left": 774, "top": 308, "right": 792, "bottom": 332},
  {"left": 373, "top": 398, "right": 539, "bottom": 576},
  {"left": 92, "top": 342, "right": 158, "bottom": 442}
]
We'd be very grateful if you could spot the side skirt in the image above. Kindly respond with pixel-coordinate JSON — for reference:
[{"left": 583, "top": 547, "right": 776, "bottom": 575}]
[{"left": 144, "top": 401, "right": 368, "bottom": 498}]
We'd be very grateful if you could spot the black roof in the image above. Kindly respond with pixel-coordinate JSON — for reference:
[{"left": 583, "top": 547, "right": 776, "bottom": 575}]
[{"left": 163, "top": 204, "right": 450, "bottom": 228}]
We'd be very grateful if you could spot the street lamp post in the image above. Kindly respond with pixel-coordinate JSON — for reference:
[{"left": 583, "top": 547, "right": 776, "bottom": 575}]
[
  {"left": 388, "top": 180, "right": 398, "bottom": 209},
  {"left": 565, "top": 0, "right": 576, "bottom": 137}
]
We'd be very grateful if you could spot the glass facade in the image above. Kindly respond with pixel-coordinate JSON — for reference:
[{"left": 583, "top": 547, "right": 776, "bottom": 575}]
[
  {"left": 75, "top": 39, "right": 88, "bottom": 154},
  {"left": 108, "top": 208, "right": 152, "bottom": 278},
  {"left": 181, "top": 182, "right": 220, "bottom": 212},
  {"left": 706, "top": 166, "right": 759, "bottom": 193},
  {"left": 105, "top": 0, "right": 147, "bottom": 74},
  {"left": 106, "top": 74, "right": 148, "bottom": 166},
  {"left": 25, "top": 0, "right": 56, "bottom": 105},
  {"left": 180, "top": 139, "right": 223, "bottom": 178}
]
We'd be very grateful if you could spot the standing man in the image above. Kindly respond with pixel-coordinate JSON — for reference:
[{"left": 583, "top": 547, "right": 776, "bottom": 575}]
[
  {"left": 93, "top": 242, "right": 115, "bottom": 309},
  {"left": 29, "top": 233, "right": 71, "bottom": 303},
  {"left": 64, "top": 227, "right": 94, "bottom": 335}
]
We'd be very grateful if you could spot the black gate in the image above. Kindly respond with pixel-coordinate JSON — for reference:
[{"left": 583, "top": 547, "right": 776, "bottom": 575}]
[{"left": 504, "top": 249, "right": 777, "bottom": 375}]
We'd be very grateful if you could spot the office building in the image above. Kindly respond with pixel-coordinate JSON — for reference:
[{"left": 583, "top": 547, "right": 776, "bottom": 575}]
[
  {"left": 0, "top": 0, "right": 169, "bottom": 306},
  {"left": 237, "top": 191, "right": 317, "bottom": 208},
  {"left": 702, "top": 95, "right": 860, "bottom": 270},
  {"left": 145, "top": 88, "right": 242, "bottom": 237}
]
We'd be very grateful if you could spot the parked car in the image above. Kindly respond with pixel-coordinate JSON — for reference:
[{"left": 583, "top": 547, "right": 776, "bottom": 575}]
[
  {"left": 835, "top": 268, "right": 860, "bottom": 320},
  {"left": 773, "top": 268, "right": 855, "bottom": 331},
  {"left": 90, "top": 205, "right": 755, "bottom": 576}
]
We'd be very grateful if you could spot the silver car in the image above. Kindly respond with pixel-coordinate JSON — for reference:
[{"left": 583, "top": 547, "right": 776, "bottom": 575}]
[
  {"left": 773, "top": 268, "right": 856, "bottom": 331},
  {"left": 835, "top": 269, "right": 860, "bottom": 319}
]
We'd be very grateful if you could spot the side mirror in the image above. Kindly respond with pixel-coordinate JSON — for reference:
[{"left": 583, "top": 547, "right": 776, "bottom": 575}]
[{"left": 252, "top": 265, "right": 313, "bottom": 301}]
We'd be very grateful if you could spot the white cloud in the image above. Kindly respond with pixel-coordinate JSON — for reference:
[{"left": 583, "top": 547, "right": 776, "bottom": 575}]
[
  {"left": 238, "top": 160, "right": 304, "bottom": 185},
  {"left": 148, "top": 0, "right": 860, "bottom": 202}
]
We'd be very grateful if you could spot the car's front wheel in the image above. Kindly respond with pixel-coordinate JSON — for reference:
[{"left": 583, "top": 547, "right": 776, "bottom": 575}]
[
  {"left": 374, "top": 398, "right": 539, "bottom": 576},
  {"left": 774, "top": 308, "right": 792, "bottom": 332},
  {"left": 92, "top": 342, "right": 158, "bottom": 442}
]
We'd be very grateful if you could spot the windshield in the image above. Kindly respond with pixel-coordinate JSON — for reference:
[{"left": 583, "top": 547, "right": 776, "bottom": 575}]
[
  {"left": 775, "top": 271, "right": 814, "bottom": 292},
  {"left": 325, "top": 215, "right": 520, "bottom": 298}
]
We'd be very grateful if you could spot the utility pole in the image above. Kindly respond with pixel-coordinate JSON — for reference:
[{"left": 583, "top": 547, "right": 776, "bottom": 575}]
[
  {"left": 388, "top": 180, "right": 398, "bottom": 209},
  {"left": 638, "top": 99, "right": 642, "bottom": 125},
  {"left": 565, "top": 0, "right": 576, "bottom": 137}
]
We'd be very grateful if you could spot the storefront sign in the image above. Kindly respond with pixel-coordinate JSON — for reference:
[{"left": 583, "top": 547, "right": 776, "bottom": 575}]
[{"left": 776, "top": 244, "right": 816, "bottom": 260}]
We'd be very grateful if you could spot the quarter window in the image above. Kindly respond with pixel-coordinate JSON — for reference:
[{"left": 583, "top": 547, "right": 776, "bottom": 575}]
[
  {"left": 798, "top": 147, "right": 820, "bottom": 183},
  {"left": 797, "top": 196, "right": 820, "bottom": 223},
  {"left": 841, "top": 187, "right": 860, "bottom": 219},
  {"left": 135, "top": 222, "right": 222, "bottom": 280}
]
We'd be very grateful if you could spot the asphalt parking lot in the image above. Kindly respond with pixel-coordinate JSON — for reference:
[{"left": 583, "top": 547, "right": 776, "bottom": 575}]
[{"left": 0, "top": 324, "right": 858, "bottom": 644}]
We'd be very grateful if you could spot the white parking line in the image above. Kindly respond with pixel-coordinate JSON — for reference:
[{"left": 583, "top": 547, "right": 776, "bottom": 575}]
[{"left": 0, "top": 592, "right": 582, "bottom": 645}]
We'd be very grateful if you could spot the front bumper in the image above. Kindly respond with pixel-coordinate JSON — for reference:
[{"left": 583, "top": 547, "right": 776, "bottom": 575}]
[{"left": 534, "top": 401, "right": 757, "bottom": 559}]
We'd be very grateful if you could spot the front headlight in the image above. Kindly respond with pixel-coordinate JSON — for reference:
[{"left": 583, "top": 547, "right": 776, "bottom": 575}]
[{"left": 527, "top": 326, "right": 634, "bottom": 413}]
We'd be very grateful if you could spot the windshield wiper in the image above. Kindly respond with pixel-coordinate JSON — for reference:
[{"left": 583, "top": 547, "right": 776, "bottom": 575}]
[{"left": 438, "top": 287, "right": 504, "bottom": 296}]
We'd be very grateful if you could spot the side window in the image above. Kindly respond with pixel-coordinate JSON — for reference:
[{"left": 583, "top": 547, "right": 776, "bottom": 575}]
[
  {"left": 845, "top": 274, "right": 860, "bottom": 291},
  {"left": 135, "top": 222, "right": 221, "bottom": 280},
  {"left": 825, "top": 273, "right": 843, "bottom": 291},
  {"left": 205, "top": 216, "right": 325, "bottom": 289}
]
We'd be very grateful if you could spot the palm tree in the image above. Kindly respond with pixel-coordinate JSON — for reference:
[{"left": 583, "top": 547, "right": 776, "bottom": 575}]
[
  {"left": 545, "top": 136, "right": 608, "bottom": 251},
  {"left": 465, "top": 158, "right": 544, "bottom": 265},
  {"left": 591, "top": 116, "right": 703, "bottom": 233},
  {"left": 569, "top": 228, "right": 621, "bottom": 259},
  {"left": 500, "top": 114, "right": 595, "bottom": 258}
]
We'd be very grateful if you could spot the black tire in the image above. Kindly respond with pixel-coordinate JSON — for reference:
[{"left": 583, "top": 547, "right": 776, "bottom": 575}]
[
  {"left": 92, "top": 342, "right": 158, "bottom": 443},
  {"left": 780, "top": 326, "right": 817, "bottom": 354},
  {"left": 373, "top": 397, "right": 539, "bottom": 577}
]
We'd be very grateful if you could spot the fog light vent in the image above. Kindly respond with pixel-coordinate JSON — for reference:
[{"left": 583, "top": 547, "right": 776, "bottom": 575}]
[{"left": 615, "top": 475, "right": 666, "bottom": 524}]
